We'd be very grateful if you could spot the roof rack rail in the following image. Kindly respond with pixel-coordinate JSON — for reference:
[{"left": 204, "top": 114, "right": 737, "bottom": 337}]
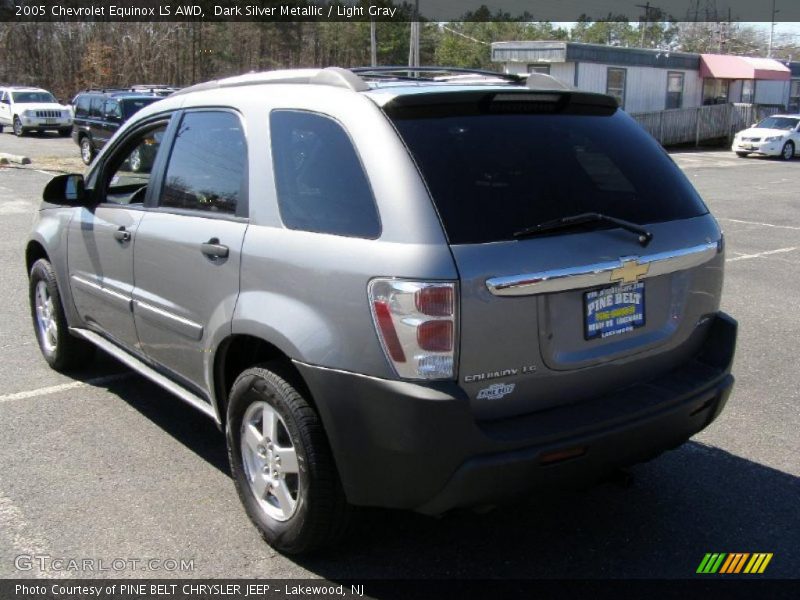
[
  {"left": 171, "top": 65, "right": 572, "bottom": 98},
  {"left": 351, "top": 66, "right": 525, "bottom": 83},
  {"left": 172, "top": 67, "right": 369, "bottom": 97}
]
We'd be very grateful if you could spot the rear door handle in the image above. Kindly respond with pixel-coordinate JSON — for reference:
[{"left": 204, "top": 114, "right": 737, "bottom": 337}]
[
  {"left": 200, "top": 238, "right": 229, "bottom": 259},
  {"left": 113, "top": 227, "right": 131, "bottom": 243}
]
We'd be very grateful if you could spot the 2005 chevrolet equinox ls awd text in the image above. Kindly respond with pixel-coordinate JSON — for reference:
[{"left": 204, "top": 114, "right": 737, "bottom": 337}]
[{"left": 26, "top": 67, "right": 737, "bottom": 554}]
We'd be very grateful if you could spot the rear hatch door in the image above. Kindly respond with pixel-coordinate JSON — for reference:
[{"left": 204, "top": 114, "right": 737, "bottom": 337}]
[{"left": 387, "top": 90, "right": 724, "bottom": 419}]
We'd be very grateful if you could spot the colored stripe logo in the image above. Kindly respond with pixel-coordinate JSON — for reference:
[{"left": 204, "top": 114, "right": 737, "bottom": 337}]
[{"left": 697, "top": 553, "right": 773, "bottom": 574}]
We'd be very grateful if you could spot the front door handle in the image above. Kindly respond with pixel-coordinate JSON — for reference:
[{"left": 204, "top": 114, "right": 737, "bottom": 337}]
[
  {"left": 113, "top": 227, "right": 131, "bottom": 243},
  {"left": 200, "top": 238, "right": 229, "bottom": 259}
]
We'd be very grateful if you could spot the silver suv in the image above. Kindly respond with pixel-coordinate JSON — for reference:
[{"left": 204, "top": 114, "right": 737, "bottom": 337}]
[{"left": 26, "top": 67, "right": 737, "bottom": 554}]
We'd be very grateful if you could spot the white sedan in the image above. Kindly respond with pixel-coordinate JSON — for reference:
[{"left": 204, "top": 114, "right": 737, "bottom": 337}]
[{"left": 732, "top": 115, "right": 800, "bottom": 160}]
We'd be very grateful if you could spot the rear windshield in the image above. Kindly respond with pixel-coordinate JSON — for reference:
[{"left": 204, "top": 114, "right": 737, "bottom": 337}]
[
  {"left": 121, "top": 97, "right": 160, "bottom": 119},
  {"left": 390, "top": 105, "right": 708, "bottom": 244}
]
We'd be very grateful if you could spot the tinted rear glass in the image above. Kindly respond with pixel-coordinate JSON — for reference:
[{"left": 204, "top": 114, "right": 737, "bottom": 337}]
[
  {"left": 390, "top": 106, "right": 707, "bottom": 244},
  {"left": 122, "top": 97, "right": 160, "bottom": 119}
]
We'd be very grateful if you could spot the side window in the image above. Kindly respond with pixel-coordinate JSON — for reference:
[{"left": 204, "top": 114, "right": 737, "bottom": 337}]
[
  {"left": 102, "top": 124, "right": 168, "bottom": 205},
  {"left": 159, "top": 111, "right": 246, "bottom": 215},
  {"left": 103, "top": 99, "right": 122, "bottom": 120},
  {"left": 270, "top": 110, "right": 381, "bottom": 239},
  {"left": 89, "top": 96, "right": 104, "bottom": 118},
  {"left": 75, "top": 95, "right": 91, "bottom": 117}
]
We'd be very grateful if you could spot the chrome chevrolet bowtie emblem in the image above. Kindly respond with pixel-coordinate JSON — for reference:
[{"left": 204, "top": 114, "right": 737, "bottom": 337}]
[{"left": 610, "top": 259, "right": 650, "bottom": 284}]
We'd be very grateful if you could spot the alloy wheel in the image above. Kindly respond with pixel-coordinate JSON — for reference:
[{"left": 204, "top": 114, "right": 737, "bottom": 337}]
[
  {"left": 34, "top": 280, "right": 58, "bottom": 354},
  {"left": 240, "top": 400, "right": 301, "bottom": 522}
]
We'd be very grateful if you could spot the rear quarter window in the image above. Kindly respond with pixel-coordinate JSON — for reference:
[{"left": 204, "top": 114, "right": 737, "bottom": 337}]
[
  {"left": 270, "top": 110, "right": 381, "bottom": 239},
  {"left": 390, "top": 105, "right": 707, "bottom": 244}
]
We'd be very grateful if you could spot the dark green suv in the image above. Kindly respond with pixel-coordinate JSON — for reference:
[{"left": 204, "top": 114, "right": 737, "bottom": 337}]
[{"left": 71, "top": 90, "right": 161, "bottom": 165}]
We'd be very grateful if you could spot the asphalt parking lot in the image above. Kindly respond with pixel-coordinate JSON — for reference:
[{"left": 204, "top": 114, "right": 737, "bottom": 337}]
[{"left": 0, "top": 135, "right": 798, "bottom": 581}]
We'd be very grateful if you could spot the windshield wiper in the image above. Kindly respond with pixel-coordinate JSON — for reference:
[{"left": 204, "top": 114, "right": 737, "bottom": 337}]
[{"left": 513, "top": 212, "right": 653, "bottom": 247}]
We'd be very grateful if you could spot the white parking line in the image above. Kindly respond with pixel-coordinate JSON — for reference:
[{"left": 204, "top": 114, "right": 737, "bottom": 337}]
[
  {"left": 0, "top": 373, "right": 131, "bottom": 404},
  {"left": 718, "top": 218, "right": 800, "bottom": 231},
  {"left": 727, "top": 247, "right": 797, "bottom": 262}
]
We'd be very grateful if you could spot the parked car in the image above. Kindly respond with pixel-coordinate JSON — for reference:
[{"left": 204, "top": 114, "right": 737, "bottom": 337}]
[
  {"left": 732, "top": 114, "right": 800, "bottom": 159},
  {"left": 71, "top": 90, "right": 162, "bottom": 165},
  {"left": 0, "top": 86, "right": 72, "bottom": 136},
  {"left": 26, "top": 67, "right": 736, "bottom": 554}
]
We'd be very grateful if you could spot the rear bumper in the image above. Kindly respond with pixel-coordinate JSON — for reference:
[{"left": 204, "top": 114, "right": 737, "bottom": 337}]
[{"left": 296, "top": 312, "right": 736, "bottom": 514}]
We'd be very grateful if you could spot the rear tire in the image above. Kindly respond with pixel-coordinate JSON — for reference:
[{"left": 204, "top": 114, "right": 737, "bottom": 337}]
[
  {"left": 13, "top": 116, "right": 25, "bottom": 137},
  {"left": 226, "top": 363, "right": 351, "bottom": 555},
  {"left": 58, "top": 127, "right": 72, "bottom": 137},
  {"left": 80, "top": 136, "right": 95, "bottom": 165},
  {"left": 735, "top": 152, "right": 750, "bottom": 158},
  {"left": 29, "top": 259, "right": 95, "bottom": 371},
  {"left": 781, "top": 141, "right": 794, "bottom": 161}
]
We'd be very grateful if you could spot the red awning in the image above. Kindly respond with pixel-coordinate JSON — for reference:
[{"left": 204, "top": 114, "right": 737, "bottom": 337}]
[{"left": 700, "top": 54, "right": 790, "bottom": 81}]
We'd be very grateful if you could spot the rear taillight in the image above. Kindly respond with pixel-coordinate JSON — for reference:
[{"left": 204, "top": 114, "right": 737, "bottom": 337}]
[{"left": 368, "top": 279, "right": 457, "bottom": 380}]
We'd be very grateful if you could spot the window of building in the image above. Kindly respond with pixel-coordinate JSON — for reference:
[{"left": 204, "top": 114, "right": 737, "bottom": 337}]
[
  {"left": 702, "top": 79, "right": 731, "bottom": 105},
  {"left": 666, "top": 72, "right": 685, "bottom": 109},
  {"left": 789, "top": 80, "right": 800, "bottom": 113},
  {"left": 160, "top": 111, "right": 246, "bottom": 215},
  {"left": 606, "top": 68, "right": 626, "bottom": 109},
  {"left": 741, "top": 80, "right": 755, "bottom": 104},
  {"left": 270, "top": 110, "right": 381, "bottom": 239},
  {"left": 527, "top": 64, "right": 550, "bottom": 74}
]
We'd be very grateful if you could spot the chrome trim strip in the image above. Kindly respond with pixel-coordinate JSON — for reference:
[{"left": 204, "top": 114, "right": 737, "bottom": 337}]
[
  {"left": 134, "top": 300, "right": 204, "bottom": 341},
  {"left": 70, "top": 275, "right": 132, "bottom": 311},
  {"left": 486, "top": 242, "right": 718, "bottom": 296},
  {"left": 70, "top": 328, "right": 219, "bottom": 423}
]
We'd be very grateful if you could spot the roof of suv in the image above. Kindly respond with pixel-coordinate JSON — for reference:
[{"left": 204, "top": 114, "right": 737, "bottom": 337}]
[
  {"left": 2, "top": 86, "right": 50, "bottom": 93},
  {"left": 169, "top": 66, "right": 587, "bottom": 105}
]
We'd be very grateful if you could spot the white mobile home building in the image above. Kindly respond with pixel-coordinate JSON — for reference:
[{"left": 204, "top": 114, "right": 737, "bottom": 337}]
[{"left": 492, "top": 41, "right": 793, "bottom": 114}]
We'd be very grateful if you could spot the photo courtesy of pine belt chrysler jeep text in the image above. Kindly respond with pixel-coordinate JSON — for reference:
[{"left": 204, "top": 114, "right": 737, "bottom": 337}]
[{"left": 25, "top": 67, "right": 737, "bottom": 554}]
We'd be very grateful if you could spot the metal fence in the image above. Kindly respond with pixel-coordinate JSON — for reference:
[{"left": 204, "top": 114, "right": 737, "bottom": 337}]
[{"left": 630, "top": 103, "right": 784, "bottom": 147}]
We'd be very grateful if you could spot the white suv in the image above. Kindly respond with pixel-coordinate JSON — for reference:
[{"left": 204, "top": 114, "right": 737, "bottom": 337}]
[{"left": 0, "top": 86, "right": 72, "bottom": 136}]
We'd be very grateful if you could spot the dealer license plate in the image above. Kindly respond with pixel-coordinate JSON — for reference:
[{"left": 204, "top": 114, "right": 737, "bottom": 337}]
[{"left": 584, "top": 282, "right": 645, "bottom": 340}]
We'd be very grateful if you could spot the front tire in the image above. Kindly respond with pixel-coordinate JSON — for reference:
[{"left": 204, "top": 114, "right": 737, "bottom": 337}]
[
  {"left": 780, "top": 141, "right": 794, "bottom": 161},
  {"left": 226, "top": 364, "right": 350, "bottom": 554},
  {"left": 80, "top": 136, "right": 95, "bottom": 165},
  {"left": 58, "top": 127, "right": 72, "bottom": 137},
  {"left": 29, "top": 259, "right": 95, "bottom": 371},
  {"left": 13, "top": 116, "right": 25, "bottom": 137}
]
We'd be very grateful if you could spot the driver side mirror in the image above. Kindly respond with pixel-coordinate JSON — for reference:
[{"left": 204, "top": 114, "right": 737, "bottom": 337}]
[{"left": 43, "top": 174, "right": 92, "bottom": 207}]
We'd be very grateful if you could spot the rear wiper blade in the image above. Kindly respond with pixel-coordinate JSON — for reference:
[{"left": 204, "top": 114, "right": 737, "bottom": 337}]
[{"left": 513, "top": 212, "right": 653, "bottom": 247}]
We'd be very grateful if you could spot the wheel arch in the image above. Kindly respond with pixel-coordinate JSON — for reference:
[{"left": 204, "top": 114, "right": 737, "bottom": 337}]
[
  {"left": 212, "top": 334, "right": 313, "bottom": 427},
  {"left": 25, "top": 239, "right": 49, "bottom": 274}
]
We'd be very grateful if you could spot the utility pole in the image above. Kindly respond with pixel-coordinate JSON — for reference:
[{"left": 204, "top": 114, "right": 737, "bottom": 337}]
[
  {"left": 408, "top": 0, "right": 420, "bottom": 67},
  {"left": 636, "top": 2, "right": 650, "bottom": 47},
  {"left": 636, "top": 2, "right": 660, "bottom": 48},
  {"left": 768, "top": 0, "right": 779, "bottom": 58},
  {"left": 370, "top": 19, "right": 377, "bottom": 67}
]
